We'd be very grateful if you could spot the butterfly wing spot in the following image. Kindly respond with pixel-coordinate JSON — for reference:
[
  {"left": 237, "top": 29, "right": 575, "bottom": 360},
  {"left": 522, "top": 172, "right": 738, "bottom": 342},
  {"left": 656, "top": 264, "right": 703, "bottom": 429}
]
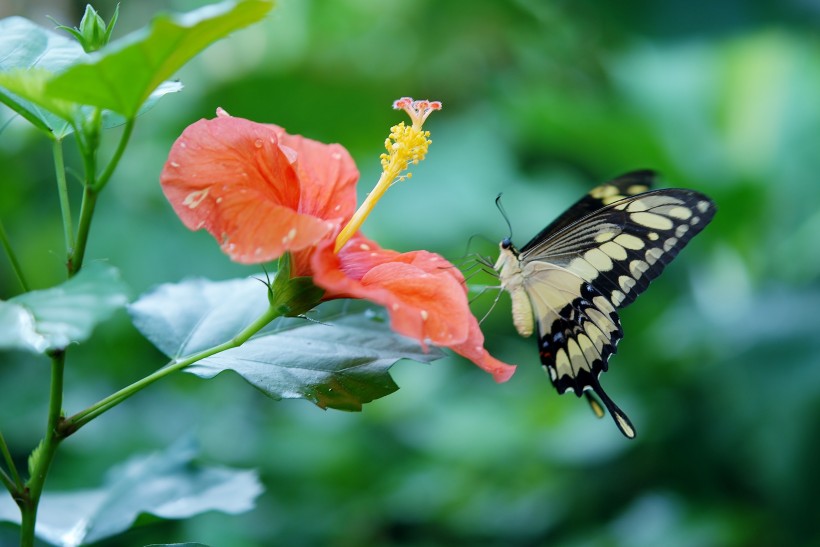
[
  {"left": 583, "top": 248, "right": 613, "bottom": 272},
  {"left": 614, "top": 233, "right": 644, "bottom": 250},
  {"left": 618, "top": 276, "right": 636, "bottom": 293},
  {"left": 630, "top": 211, "right": 674, "bottom": 230},
  {"left": 629, "top": 259, "right": 649, "bottom": 279},
  {"left": 594, "top": 231, "right": 617, "bottom": 243},
  {"left": 568, "top": 257, "right": 600, "bottom": 281},
  {"left": 600, "top": 241, "right": 628, "bottom": 261},
  {"left": 668, "top": 206, "right": 693, "bottom": 220}
]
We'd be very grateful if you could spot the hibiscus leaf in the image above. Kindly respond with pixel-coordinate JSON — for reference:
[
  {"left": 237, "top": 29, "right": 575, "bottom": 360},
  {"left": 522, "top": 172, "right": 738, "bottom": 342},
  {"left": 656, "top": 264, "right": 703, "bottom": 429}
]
[
  {"left": 0, "top": 438, "right": 261, "bottom": 545},
  {"left": 44, "top": 0, "right": 274, "bottom": 118},
  {"left": 186, "top": 305, "right": 441, "bottom": 410},
  {"left": 129, "top": 277, "right": 442, "bottom": 411},
  {"left": 0, "top": 16, "right": 185, "bottom": 138},
  {"left": 0, "top": 16, "right": 85, "bottom": 137},
  {"left": 0, "top": 262, "right": 129, "bottom": 354},
  {"left": 129, "top": 277, "right": 269, "bottom": 359}
]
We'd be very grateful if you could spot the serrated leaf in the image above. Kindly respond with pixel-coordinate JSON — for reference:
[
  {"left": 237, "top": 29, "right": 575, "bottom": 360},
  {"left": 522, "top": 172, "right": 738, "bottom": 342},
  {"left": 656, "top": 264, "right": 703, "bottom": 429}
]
[
  {"left": 28, "top": 439, "right": 45, "bottom": 478},
  {"left": 129, "top": 277, "right": 443, "bottom": 411},
  {"left": 45, "top": 0, "right": 274, "bottom": 118},
  {"left": 0, "top": 438, "right": 261, "bottom": 546},
  {"left": 0, "top": 262, "right": 129, "bottom": 354}
]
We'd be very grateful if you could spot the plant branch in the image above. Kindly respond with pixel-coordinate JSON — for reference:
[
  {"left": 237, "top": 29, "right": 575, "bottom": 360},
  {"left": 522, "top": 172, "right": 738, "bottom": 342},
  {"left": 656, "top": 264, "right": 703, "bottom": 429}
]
[
  {"left": 0, "top": 430, "right": 22, "bottom": 491},
  {"left": 67, "top": 185, "right": 98, "bottom": 276},
  {"left": 20, "top": 350, "right": 66, "bottom": 546},
  {"left": 0, "top": 466, "right": 15, "bottom": 497},
  {"left": 62, "top": 304, "right": 283, "bottom": 434},
  {"left": 53, "top": 139, "right": 75, "bottom": 255},
  {"left": 0, "top": 217, "right": 29, "bottom": 293},
  {"left": 94, "top": 117, "right": 135, "bottom": 192}
]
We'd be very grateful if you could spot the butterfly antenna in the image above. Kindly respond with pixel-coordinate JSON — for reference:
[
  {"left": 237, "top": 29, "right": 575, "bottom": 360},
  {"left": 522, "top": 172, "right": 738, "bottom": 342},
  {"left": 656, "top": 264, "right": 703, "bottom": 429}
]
[
  {"left": 589, "top": 378, "right": 636, "bottom": 439},
  {"left": 495, "top": 193, "right": 513, "bottom": 241}
]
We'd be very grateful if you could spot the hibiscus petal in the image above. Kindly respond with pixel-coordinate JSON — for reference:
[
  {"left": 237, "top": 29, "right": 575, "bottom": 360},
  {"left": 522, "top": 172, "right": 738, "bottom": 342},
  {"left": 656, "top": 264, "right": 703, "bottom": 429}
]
[
  {"left": 160, "top": 115, "right": 337, "bottom": 263},
  {"left": 311, "top": 236, "right": 516, "bottom": 382},
  {"left": 270, "top": 125, "right": 359, "bottom": 224},
  {"left": 449, "top": 322, "right": 517, "bottom": 383}
]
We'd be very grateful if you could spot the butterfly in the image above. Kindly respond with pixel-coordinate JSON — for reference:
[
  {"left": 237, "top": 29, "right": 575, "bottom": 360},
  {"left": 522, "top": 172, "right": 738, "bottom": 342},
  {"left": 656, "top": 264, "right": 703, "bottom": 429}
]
[{"left": 494, "top": 170, "right": 716, "bottom": 438}]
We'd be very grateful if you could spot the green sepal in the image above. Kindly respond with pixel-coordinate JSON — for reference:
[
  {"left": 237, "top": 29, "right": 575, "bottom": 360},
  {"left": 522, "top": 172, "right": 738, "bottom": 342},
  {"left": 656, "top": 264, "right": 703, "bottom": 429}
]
[
  {"left": 269, "top": 253, "right": 324, "bottom": 317},
  {"left": 53, "top": 5, "right": 119, "bottom": 53}
]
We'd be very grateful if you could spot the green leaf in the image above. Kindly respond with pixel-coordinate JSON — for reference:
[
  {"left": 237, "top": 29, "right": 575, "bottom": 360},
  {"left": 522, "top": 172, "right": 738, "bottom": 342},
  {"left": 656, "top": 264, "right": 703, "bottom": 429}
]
[
  {"left": 129, "top": 277, "right": 269, "bottom": 359},
  {"left": 129, "top": 277, "right": 443, "bottom": 411},
  {"left": 189, "top": 303, "right": 442, "bottom": 410},
  {"left": 45, "top": 0, "right": 274, "bottom": 118},
  {"left": 0, "top": 262, "right": 129, "bottom": 354},
  {"left": 0, "top": 16, "right": 85, "bottom": 137},
  {"left": 0, "top": 438, "right": 261, "bottom": 545},
  {"left": 0, "top": 14, "right": 182, "bottom": 137}
]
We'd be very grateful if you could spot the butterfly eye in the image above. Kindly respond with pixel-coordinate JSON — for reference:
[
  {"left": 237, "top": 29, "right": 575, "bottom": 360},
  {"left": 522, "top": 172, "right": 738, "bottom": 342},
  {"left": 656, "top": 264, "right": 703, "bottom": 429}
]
[{"left": 501, "top": 238, "right": 513, "bottom": 250}]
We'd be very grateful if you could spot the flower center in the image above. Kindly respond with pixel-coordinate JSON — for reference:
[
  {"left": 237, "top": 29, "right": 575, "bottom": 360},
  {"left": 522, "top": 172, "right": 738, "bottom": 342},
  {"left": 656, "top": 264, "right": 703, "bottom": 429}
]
[{"left": 334, "top": 97, "right": 441, "bottom": 253}]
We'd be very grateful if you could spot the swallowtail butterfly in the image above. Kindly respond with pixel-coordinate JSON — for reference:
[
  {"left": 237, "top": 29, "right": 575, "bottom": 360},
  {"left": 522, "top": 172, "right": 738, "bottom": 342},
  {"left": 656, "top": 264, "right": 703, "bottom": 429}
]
[{"left": 494, "top": 170, "right": 715, "bottom": 438}]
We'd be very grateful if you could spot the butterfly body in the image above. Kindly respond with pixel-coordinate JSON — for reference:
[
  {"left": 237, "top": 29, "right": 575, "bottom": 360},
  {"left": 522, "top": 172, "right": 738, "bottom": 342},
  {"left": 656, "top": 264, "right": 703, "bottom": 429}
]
[{"left": 496, "top": 170, "right": 715, "bottom": 439}]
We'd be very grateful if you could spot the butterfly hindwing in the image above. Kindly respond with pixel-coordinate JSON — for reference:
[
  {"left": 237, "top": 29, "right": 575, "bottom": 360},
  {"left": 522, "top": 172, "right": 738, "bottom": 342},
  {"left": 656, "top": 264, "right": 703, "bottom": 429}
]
[
  {"left": 524, "top": 267, "right": 622, "bottom": 395},
  {"left": 522, "top": 264, "right": 636, "bottom": 438}
]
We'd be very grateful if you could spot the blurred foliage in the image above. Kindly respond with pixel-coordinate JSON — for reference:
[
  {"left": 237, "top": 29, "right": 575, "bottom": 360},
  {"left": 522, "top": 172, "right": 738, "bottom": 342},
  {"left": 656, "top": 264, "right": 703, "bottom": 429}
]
[{"left": 1, "top": 0, "right": 819, "bottom": 545}]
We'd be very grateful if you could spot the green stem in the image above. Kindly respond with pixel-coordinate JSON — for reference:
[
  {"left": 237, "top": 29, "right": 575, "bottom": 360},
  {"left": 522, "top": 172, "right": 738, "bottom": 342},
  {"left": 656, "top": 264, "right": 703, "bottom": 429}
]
[
  {"left": 94, "top": 117, "right": 134, "bottom": 192},
  {"left": 0, "top": 430, "right": 22, "bottom": 491},
  {"left": 0, "top": 217, "right": 29, "bottom": 292},
  {"left": 20, "top": 350, "right": 66, "bottom": 547},
  {"left": 62, "top": 305, "right": 283, "bottom": 434},
  {"left": 53, "top": 139, "right": 75, "bottom": 256},
  {"left": 0, "top": 467, "right": 14, "bottom": 497},
  {"left": 66, "top": 118, "right": 135, "bottom": 276},
  {"left": 67, "top": 185, "right": 98, "bottom": 276}
]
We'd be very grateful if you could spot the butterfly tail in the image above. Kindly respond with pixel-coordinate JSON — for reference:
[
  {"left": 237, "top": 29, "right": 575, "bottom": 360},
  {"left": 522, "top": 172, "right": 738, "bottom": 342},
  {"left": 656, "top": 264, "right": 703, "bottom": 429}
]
[{"left": 589, "top": 378, "right": 636, "bottom": 439}]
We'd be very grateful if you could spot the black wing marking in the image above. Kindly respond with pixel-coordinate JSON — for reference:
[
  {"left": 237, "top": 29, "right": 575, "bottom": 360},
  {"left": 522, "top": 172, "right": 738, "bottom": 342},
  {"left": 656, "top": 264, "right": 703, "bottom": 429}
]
[
  {"left": 520, "top": 170, "right": 657, "bottom": 254},
  {"left": 522, "top": 264, "right": 635, "bottom": 438},
  {"left": 522, "top": 189, "right": 716, "bottom": 309}
]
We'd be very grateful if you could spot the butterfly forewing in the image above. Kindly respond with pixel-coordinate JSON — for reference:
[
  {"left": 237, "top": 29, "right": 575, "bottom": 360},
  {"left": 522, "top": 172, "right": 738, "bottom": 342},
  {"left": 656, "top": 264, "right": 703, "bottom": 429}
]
[
  {"left": 519, "top": 170, "right": 657, "bottom": 254},
  {"left": 521, "top": 189, "right": 716, "bottom": 309}
]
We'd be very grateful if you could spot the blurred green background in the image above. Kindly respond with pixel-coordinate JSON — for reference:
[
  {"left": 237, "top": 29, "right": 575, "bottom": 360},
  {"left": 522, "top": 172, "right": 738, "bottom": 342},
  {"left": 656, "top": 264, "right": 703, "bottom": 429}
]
[{"left": 2, "top": 0, "right": 820, "bottom": 545}]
